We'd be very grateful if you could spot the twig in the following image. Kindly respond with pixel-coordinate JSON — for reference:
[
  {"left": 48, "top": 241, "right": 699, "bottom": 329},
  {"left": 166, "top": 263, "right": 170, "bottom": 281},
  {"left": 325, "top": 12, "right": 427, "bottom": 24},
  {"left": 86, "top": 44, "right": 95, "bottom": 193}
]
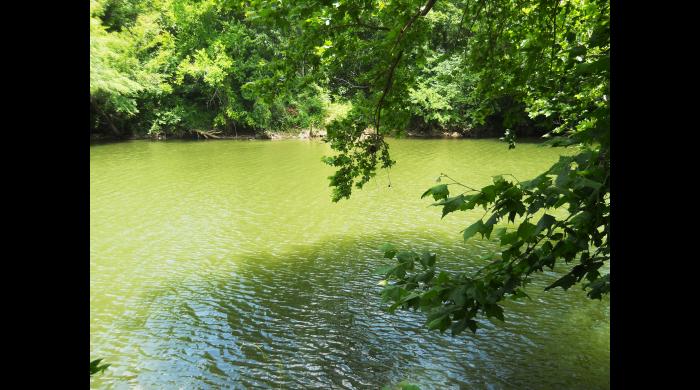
[
  {"left": 329, "top": 22, "right": 390, "bottom": 31},
  {"left": 440, "top": 173, "right": 481, "bottom": 193},
  {"left": 333, "top": 76, "right": 370, "bottom": 89}
]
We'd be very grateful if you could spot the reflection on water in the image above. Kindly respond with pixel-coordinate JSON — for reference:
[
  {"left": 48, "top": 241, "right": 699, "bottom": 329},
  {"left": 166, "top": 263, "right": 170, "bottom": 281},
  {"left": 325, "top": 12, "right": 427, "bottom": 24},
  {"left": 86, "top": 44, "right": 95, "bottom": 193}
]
[{"left": 91, "top": 139, "right": 609, "bottom": 389}]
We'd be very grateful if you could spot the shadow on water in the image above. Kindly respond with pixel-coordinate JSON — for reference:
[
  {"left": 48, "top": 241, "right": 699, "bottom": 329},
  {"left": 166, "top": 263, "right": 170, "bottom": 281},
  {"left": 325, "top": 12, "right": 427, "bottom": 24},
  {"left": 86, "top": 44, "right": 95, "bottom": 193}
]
[
  {"left": 386, "top": 136, "right": 549, "bottom": 145},
  {"left": 92, "top": 230, "right": 609, "bottom": 390}
]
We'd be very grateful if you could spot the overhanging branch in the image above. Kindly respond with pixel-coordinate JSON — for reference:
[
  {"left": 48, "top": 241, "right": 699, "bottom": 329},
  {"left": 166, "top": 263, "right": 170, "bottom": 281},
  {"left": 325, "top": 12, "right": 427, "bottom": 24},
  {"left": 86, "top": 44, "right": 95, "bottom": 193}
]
[{"left": 374, "top": 0, "right": 439, "bottom": 134}]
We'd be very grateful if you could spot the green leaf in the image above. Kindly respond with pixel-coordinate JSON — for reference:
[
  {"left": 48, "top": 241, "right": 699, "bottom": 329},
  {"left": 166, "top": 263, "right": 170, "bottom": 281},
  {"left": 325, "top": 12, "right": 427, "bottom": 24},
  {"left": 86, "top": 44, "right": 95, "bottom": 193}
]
[
  {"left": 435, "top": 271, "right": 450, "bottom": 286},
  {"left": 553, "top": 195, "right": 569, "bottom": 209},
  {"left": 501, "top": 231, "right": 519, "bottom": 245},
  {"left": 421, "top": 184, "right": 449, "bottom": 200},
  {"left": 511, "top": 289, "right": 531, "bottom": 300},
  {"left": 396, "top": 250, "right": 415, "bottom": 263},
  {"left": 420, "top": 288, "right": 439, "bottom": 305},
  {"left": 481, "top": 185, "right": 496, "bottom": 202},
  {"left": 575, "top": 177, "right": 603, "bottom": 191},
  {"left": 420, "top": 252, "right": 436, "bottom": 268},
  {"left": 485, "top": 213, "right": 499, "bottom": 226},
  {"left": 466, "top": 319, "right": 478, "bottom": 333},
  {"left": 586, "top": 274, "right": 610, "bottom": 299},
  {"left": 374, "top": 265, "right": 395, "bottom": 275},
  {"left": 449, "top": 285, "right": 467, "bottom": 306},
  {"left": 417, "top": 269, "right": 435, "bottom": 283},
  {"left": 399, "top": 292, "right": 422, "bottom": 304},
  {"left": 90, "top": 359, "right": 110, "bottom": 376},
  {"left": 380, "top": 243, "right": 397, "bottom": 259},
  {"left": 575, "top": 55, "right": 609, "bottom": 75},
  {"left": 451, "top": 317, "right": 468, "bottom": 336},
  {"left": 545, "top": 273, "right": 577, "bottom": 291},
  {"left": 534, "top": 214, "right": 556, "bottom": 235},
  {"left": 484, "top": 304, "right": 504, "bottom": 322},
  {"left": 570, "top": 211, "right": 592, "bottom": 228},
  {"left": 517, "top": 221, "right": 536, "bottom": 240},
  {"left": 462, "top": 220, "right": 484, "bottom": 241},
  {"left": 437, "top": 195, "right": 467, "bottom": 218},
  {"left": 494, "top": 227, "right": 508, "bottom": 238},
  {"left": 568, "top": 45, "right": 587, "bottom": 57},
  {"left": 426, "top": 315, "right": 448, "bottom": 330}
]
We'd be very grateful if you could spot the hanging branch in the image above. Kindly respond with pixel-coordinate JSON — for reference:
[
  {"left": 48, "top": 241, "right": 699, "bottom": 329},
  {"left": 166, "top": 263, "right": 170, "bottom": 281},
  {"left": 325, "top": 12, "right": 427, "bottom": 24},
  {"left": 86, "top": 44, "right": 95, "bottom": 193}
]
[
  {"left": 550, "top": 0, "right": 559, "bottom": 74},
  {"left": 374, "top": 50, "right": 404, "bottom": 132},
  {"left": 391, "top": 0, "right": 439, "bottom": 53},
  {"left": 374, "top": 0, "right": 439, "bottom": 134}
]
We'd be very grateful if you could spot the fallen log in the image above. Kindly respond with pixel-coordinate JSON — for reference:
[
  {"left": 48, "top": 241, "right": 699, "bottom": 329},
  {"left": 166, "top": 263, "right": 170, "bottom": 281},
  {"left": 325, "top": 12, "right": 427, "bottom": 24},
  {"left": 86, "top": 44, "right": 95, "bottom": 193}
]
[{"left": 191, "top": 129, "right": 222, "bottom": 139}]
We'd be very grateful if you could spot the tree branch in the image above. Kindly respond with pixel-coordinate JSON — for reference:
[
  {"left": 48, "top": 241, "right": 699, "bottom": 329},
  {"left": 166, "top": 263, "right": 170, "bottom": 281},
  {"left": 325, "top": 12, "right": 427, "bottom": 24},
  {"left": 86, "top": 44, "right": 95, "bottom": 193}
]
[
  {"left": 333, "top": 76, "right": 370, "bottom": 89},
  {"left": 375, "top": 0, "right": 439, "bottom": 134},
  {"left": 330, "top": 22, "right": 390, "bottom": 31},
  {"left": 391, "top": 0, "right": 439, "bottom": 53},
  {"left": 374, "top": 50, "right": 404, "bottom": 131}
]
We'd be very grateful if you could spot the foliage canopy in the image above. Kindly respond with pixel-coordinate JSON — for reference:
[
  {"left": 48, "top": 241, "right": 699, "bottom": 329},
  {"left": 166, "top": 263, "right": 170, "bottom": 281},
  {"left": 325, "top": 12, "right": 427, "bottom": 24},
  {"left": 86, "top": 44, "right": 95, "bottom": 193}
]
[{"left": 90, "top": 0, "right": 329, "bottom": 137}]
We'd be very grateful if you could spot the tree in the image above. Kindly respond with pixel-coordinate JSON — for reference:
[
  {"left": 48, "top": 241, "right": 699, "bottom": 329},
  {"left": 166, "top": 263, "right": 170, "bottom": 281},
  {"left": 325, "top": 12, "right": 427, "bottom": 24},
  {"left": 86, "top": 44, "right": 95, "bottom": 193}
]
[
  {"left": 254, "top": 0, "right": 610, "bottom": 334},
  {"left": 90, "top": 0, "right": 329, "bottom": 138}
]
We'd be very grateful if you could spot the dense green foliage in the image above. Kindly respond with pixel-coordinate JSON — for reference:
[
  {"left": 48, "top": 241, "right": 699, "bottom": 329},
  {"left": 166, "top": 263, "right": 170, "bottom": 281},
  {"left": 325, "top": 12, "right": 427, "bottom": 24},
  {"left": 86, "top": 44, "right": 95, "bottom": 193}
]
[
  {"left": 90, "top": 0, "right": 557, "bottom": 139},
  {"left": 90, "top": 0, "right": 328, "bottom": 138}
]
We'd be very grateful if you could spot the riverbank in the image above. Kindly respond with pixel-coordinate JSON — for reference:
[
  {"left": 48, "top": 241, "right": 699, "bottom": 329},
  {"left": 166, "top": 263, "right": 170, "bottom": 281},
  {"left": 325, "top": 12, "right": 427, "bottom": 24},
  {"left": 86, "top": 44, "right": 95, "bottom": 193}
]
[
  {"left": 90, "top": 129, "right": 319, "bottom": 142},
  {"left": 88, "top": 128, "right": 495, "bottom": 143}
]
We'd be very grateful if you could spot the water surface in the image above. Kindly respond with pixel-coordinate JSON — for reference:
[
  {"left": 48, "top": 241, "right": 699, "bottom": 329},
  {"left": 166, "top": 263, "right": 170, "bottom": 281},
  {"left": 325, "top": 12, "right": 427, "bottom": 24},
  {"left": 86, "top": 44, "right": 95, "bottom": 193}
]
[{"left": 90, "top": 139, "right": 609, "bottom": 389}]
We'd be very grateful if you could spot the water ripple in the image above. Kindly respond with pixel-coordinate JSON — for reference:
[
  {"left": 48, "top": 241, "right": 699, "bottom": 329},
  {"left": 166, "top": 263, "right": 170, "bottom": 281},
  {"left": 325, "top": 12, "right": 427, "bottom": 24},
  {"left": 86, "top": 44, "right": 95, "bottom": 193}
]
[{"left": 91, "top": 139, "right": 608, "bottom": 389}]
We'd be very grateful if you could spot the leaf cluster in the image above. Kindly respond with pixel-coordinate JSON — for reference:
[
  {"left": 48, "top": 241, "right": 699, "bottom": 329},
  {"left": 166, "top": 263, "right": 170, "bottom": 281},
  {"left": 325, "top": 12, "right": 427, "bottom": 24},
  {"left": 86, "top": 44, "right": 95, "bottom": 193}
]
[{"left": 380, "top": 143, "right": 609, "bottom": 334}]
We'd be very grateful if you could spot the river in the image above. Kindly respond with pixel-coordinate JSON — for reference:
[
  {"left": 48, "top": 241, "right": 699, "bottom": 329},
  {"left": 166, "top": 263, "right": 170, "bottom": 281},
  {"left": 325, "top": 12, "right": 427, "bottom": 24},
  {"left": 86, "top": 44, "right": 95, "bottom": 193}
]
[{"left": 90, "top": 138, "right": 609, "bottom": 389}]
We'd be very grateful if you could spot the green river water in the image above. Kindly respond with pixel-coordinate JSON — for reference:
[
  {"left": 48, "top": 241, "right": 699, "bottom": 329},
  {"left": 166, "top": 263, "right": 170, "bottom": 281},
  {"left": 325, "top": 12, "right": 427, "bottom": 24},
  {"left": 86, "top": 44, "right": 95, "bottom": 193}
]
[{"left": 90, "top": 138, "right": 609, "bottom": 389}]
